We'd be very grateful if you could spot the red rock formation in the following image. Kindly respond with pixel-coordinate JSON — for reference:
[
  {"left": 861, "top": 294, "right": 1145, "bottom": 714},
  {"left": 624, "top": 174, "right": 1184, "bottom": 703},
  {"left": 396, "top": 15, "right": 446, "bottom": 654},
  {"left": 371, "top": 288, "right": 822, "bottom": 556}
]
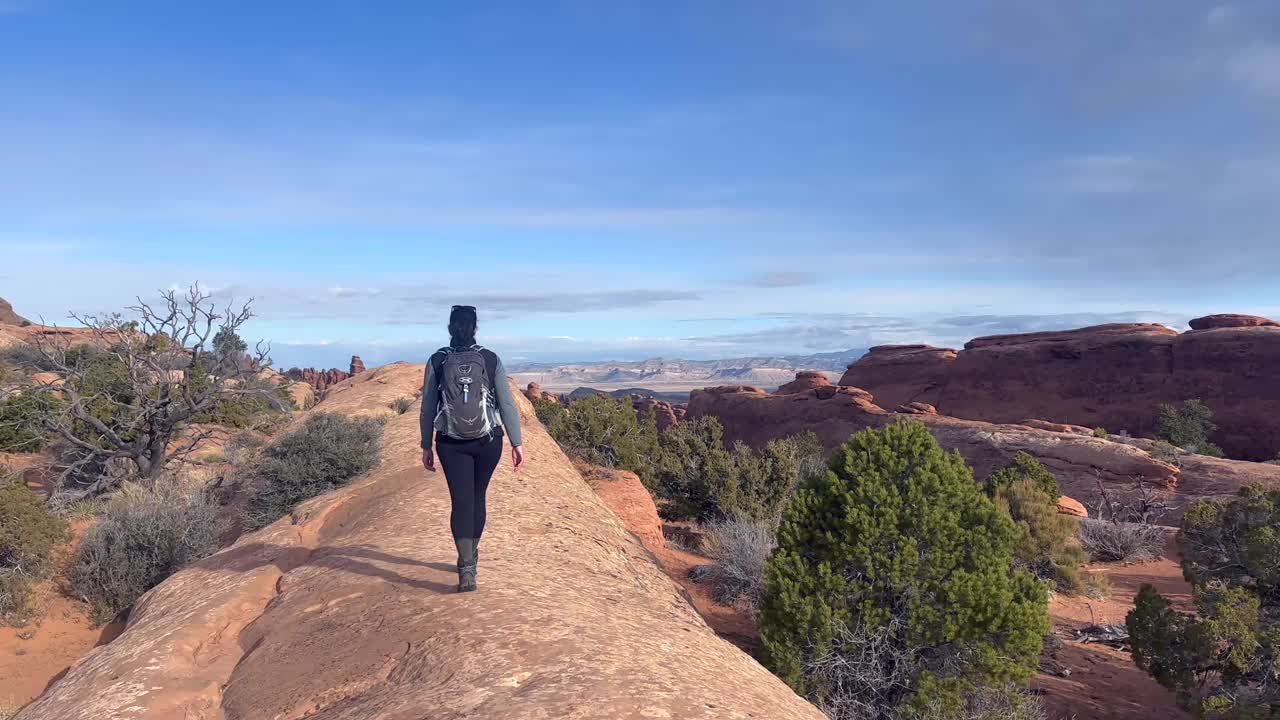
[
  {"left": 632, "top": 396, "right": 685, "bottom": 431},
  {"left": 0, "top": 297, "right": 28, "bottom": 325},
  {"left": 1020, "top": 419, "right": 1093, "bottom": 435},
  {"left": 897, "top": 402, "right": 938, "bottom": 415},
  {"left": 683, "top": 384, "right": 1280, "bottom": 524},
  {"left": 840, "top": 319, "right": 1280, "bottom": 460},
  {"left": 1189, "top": 314, "right": 1280, "bottom": 330},
  {"left": 524, "top": 382, "right": 561, "bottom": 403},
  {"left": 775, "top": 371, "right": 833, "bottom": 394},
  {"left": 349, "top": 355, "right": 366, "bottom": 374},
  {"left": 285, "top": 367, "right": 352, "bottom": 394}
]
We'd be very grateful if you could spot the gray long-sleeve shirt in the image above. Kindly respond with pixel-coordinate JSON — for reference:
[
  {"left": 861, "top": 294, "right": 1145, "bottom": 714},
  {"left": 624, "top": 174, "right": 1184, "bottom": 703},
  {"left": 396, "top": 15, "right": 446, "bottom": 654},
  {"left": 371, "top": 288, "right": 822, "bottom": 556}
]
[{"left": 419, "top": 348, "right": 522, "bottom": 451}]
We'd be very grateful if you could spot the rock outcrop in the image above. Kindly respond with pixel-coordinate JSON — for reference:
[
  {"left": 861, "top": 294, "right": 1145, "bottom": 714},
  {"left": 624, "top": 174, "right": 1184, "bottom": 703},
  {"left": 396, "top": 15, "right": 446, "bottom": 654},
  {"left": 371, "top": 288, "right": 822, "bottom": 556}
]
[
  {"left": 524, "top": 382, "right": 559, "bottom": 403},
  {"left": 775, "top": 371, "right": 833, "bottom": 394},
  {"left": 840, "top": 318, "right": 1280, "bottom": 460},
  {"left": 285, "top": 367, "right": 353, "bottom": 394},
  {"left": 688, "top": 384, "right": 1280, "bottom": 524},
  {"left": 632, "top": 396, "right": 686, "bottom": 431},
  {"left": 1189, "top": 314, "right": 1280, "bottom": 330},
  {"left": 22, "top": 364, "right": 824, "bottom": 720},
  {"left": 349, "top": 355, "right": 366, "bottom": 375},
  {"left": 0, "top": 297, "right": 28, "bottom": 325}
]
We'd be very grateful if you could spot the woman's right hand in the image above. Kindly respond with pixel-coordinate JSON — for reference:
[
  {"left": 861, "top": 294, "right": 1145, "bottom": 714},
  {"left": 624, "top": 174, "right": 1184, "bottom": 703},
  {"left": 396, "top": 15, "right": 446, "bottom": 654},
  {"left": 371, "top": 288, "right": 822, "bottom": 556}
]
[
  {"left": 511, "top": 445, "right": 525, "bottom": 471},
  {"left": 422, "top": 448, "right": 436, "bottom": 472}
]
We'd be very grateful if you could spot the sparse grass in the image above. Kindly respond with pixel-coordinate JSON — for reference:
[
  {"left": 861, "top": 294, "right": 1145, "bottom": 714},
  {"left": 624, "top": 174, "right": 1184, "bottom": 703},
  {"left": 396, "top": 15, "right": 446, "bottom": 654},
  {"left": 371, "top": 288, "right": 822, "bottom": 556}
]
[
  {"left": 1082, "top": 571, "right": 1112, "bottom": 600},
  {"left": 1092, "top": 427, "right": 1109, "bottom": 439},
  {"left": 225, "top": 431, "right": 266, "bottom": 465},
  {"left": 389, "top": 396, "right": 415, "bottom": 414},
  {"left": 1079, "top": 518, "right": 1165, "bottom": 563},
  {"left": 195, "top": 452, "right": 227, "bottom": 465}
]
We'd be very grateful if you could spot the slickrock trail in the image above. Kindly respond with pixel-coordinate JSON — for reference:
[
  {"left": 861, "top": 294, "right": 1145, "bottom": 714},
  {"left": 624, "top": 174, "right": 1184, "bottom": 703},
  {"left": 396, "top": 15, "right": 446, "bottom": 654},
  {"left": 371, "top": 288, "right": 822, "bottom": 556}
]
[{"left": 19, "top": 362, "right": 824, "bottom": 720}]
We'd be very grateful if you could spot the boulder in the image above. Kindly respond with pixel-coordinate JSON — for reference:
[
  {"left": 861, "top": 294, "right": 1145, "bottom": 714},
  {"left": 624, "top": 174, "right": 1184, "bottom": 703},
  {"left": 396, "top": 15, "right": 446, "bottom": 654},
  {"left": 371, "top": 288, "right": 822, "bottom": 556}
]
[
  {"left": 523, "top": 382, "right": 558, "bottom": 403},
  {"left": 632, "top": 396, "right": 684, "bottom": 431},
  {"left": 1057, "top": 495, "right": 1088, "bottom": 518},
  {"left": 21, "top": 365, "right": 824, "bottom": 720},
  {"left": 897, "top": 402, "right": 938, "bottom": 415},
  {"left": 840, "top": 319, "right": 1280, "bottom": 460}
]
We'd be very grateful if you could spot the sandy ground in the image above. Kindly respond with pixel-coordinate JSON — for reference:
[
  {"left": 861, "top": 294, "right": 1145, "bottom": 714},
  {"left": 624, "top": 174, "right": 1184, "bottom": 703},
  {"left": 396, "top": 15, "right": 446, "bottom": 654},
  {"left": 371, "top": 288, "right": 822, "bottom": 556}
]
[{"left": 0, "top": 590, "right": 123, "bottom": 711}]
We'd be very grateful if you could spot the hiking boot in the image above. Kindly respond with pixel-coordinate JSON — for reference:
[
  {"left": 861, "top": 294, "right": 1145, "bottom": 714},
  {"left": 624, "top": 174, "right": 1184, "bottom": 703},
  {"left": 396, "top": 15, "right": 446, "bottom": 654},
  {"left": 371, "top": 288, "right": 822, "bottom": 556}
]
[{"left": 454, "top": 537, "right": 477, "bottom": 593}]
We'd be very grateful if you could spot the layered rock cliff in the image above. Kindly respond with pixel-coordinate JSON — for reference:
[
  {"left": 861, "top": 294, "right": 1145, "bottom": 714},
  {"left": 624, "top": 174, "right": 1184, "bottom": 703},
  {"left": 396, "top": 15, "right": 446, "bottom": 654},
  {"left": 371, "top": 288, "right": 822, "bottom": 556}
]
[
  {"left": 20, "top": 364, "right": 824, "bottom": 720},
  {"left": 688, "top": 379, "right": 1280, "bottom": 524},
  {"left": 840, "top": 317, "right": 1280, "bottom": 460}
]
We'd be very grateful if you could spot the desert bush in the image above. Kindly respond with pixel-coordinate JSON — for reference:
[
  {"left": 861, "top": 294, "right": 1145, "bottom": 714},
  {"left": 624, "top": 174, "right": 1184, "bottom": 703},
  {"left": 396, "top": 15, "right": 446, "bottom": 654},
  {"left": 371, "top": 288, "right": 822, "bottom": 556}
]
[
  {"left": 531, "top": 397, "right": 567, "bottom": 429},
  {"left": 692, "top": 514, "right": 776, "bottom": 612},
  {"left": 225, "top": 431, "right": 266, "bottom": 465},
  {"left": 71, "top": 481, "right": 217, "bottom": 622},
  {"left": 1148, "top": 439, "right": 1182, "bottom": 466},
  {"left": 1092, "top": 427, "right": 1109, "bottom": 439},
  {"left": 1078, "top": 518, "right": 1164, "bottom": 563},
  {"left": 243, "top": 412, "right": 384, "bottom": 529},
  {"left": 1128, "top": 484, "right": 1280, "bottom": 716},
  {"left": 545, "top": 394, "right": 659, "bottom": 478},
  {"left": 0, "top": 391, "right": 57, "bottom": 451},
  {"left": 389, "top": 396, "right": 415, "bottom": 414},
  {"left": 0, "top": 474, "right": 68, "bottom": 622},
  {"left": 760, "top": 420, "right": 1048, "bottom": 715},
  {"left": 984, "top": 453, "right": 1084, "bottom": 592},
  {"left": 1156, "top": 399, "right": 1223, "bottom": 457},
  {"left": 650, "top": 416, "right": 737, "bottom": 522}
]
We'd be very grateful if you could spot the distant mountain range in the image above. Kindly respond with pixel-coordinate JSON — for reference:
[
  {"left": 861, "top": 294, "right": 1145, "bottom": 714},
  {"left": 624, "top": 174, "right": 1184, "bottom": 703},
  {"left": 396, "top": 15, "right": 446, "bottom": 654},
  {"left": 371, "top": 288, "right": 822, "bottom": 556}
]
[{"left": 507, "top": 348, "right": 867, "bottom": 394}]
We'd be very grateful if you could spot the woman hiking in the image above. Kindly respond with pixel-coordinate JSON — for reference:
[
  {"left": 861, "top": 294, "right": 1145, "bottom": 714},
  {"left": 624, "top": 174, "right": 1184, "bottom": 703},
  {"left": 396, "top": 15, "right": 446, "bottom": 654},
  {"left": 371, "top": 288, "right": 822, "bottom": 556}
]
[{"left": 420, "top": 305, "right": 525, "bottom": 593}]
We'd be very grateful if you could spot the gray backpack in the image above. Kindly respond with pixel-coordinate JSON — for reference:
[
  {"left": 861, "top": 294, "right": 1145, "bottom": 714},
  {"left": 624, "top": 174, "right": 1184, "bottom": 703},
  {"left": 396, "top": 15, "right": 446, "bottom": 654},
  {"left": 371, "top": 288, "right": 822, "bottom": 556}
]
[{"left": 433, "top": 346, "right": 499, "bottom": 440}]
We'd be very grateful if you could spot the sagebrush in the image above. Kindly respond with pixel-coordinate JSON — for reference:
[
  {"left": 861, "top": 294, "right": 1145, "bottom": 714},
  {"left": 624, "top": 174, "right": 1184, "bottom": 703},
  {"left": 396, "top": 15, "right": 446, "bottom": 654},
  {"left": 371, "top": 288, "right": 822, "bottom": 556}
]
[
  {"left": 243, "top": 412, "right": 384, "bottom": 529},
  {"left": 71, "top": 480, "right": 218, "bottom": 623},
  {"left": 692, "top": 514, "right": 776, "bottom": 612}
]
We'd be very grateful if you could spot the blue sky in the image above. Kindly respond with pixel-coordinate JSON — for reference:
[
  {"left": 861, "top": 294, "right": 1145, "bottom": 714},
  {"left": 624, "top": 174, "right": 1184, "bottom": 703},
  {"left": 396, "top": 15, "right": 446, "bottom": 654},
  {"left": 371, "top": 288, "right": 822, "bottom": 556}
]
[{"left": 2, "top": 1, "right": 1278, "bottom": 368}]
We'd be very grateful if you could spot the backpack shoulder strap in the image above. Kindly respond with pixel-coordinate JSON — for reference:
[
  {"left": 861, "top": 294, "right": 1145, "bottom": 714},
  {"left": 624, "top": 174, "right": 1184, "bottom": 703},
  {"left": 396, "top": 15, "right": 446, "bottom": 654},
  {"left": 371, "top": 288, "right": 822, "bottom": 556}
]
[
  {"left": 429, "top": 349, "right": 448, "bottom": 386},
  {"left": 479, "top": 348, "right": 499, "bottom": 392}
]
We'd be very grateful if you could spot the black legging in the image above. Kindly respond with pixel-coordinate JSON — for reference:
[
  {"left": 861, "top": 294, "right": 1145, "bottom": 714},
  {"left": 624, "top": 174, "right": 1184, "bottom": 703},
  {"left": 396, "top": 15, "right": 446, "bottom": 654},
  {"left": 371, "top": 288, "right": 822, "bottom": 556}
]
[{"left": 436, "top": 432, "right": 503, "bottom": 539}]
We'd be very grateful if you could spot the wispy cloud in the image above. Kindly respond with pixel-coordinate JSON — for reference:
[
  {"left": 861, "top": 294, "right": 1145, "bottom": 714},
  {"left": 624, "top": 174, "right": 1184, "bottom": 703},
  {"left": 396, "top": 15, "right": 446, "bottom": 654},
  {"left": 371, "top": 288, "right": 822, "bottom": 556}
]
[
  {"left": 1230, "top": 43, "right": 1280, "bottom": 98},
  {"left": 744, "top": 271, "right": 819, "bottom": 288},
  {"left": 1054, "top": 155, "right": 1167, "bottom": 194}
]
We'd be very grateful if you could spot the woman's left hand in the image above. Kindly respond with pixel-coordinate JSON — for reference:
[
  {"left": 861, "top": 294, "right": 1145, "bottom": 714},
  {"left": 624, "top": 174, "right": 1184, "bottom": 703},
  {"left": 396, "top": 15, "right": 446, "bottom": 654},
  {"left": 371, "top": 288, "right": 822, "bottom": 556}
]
[{"left": 511, "top": 445, "right": 525, "bottom": 471}]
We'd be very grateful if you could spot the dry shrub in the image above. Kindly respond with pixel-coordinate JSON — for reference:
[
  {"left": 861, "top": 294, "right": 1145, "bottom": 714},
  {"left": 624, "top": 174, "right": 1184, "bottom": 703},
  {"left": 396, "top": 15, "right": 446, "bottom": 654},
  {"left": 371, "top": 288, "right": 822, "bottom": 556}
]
[
  {"left": 691, "top": 514, "right": 775, "bottom": 612},
  {"left": 1079, "top": 518, "right": 1165, "bottom": 562},
  {"left": 0, "top": 474, "right": 67, "bottom": 623},
  {"left": 71, "top": 480, "right": 219, "bottom": 623}
]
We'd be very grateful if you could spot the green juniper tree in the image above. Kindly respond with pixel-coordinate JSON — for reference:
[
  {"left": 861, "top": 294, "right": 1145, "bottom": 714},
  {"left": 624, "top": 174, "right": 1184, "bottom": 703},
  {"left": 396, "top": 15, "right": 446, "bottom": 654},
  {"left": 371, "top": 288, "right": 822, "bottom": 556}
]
[{"left": 759, "top": 420, "right": 1048, "bottom": 717}]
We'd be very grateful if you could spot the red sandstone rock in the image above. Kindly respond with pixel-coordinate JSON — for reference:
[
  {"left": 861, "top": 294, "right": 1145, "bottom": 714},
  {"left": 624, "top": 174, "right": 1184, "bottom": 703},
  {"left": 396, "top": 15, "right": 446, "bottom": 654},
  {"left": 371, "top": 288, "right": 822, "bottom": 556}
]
[
  {"left": 1189, "top": 314, "right": 1280, "bottom": 330},
  {"left": 349, "top": 355, "right": 366, "bottom": 374},
  {"left": 285, "top": 367, "right": 352, "bottom": 394},
  {"left": 1020, "top": 419, "right": 1093, "bottom": 435},
  {"left": 683, "top": 385, "right": 1265, "bottom": 524},
  {"left": 632, "top": 396, "right": 684, "bottom": 431},
  {"left": 776, "top": 371, "right": 833, "bottom": 394},
  {"left": 0, "top": 297, "right": 28, "bottom": 326},
  {"left": 524, "top": 382, "right": 560, "bottom": 403},
  {"left": 1057, "top": 496, "right": 1088, "bottom": 518},
  {"left": 897, "top": 402, "right": 938, "bottom": 415},
  {"left": 841, "top": 320, "right": 1280, "bottom": 460}
]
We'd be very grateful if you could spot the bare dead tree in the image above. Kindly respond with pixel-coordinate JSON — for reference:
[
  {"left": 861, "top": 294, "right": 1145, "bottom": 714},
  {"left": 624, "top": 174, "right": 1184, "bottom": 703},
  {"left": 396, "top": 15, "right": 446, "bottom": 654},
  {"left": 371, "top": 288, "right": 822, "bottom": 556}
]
[{"left": 24, "top": 285, "right": 283, "bottom": 494}]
